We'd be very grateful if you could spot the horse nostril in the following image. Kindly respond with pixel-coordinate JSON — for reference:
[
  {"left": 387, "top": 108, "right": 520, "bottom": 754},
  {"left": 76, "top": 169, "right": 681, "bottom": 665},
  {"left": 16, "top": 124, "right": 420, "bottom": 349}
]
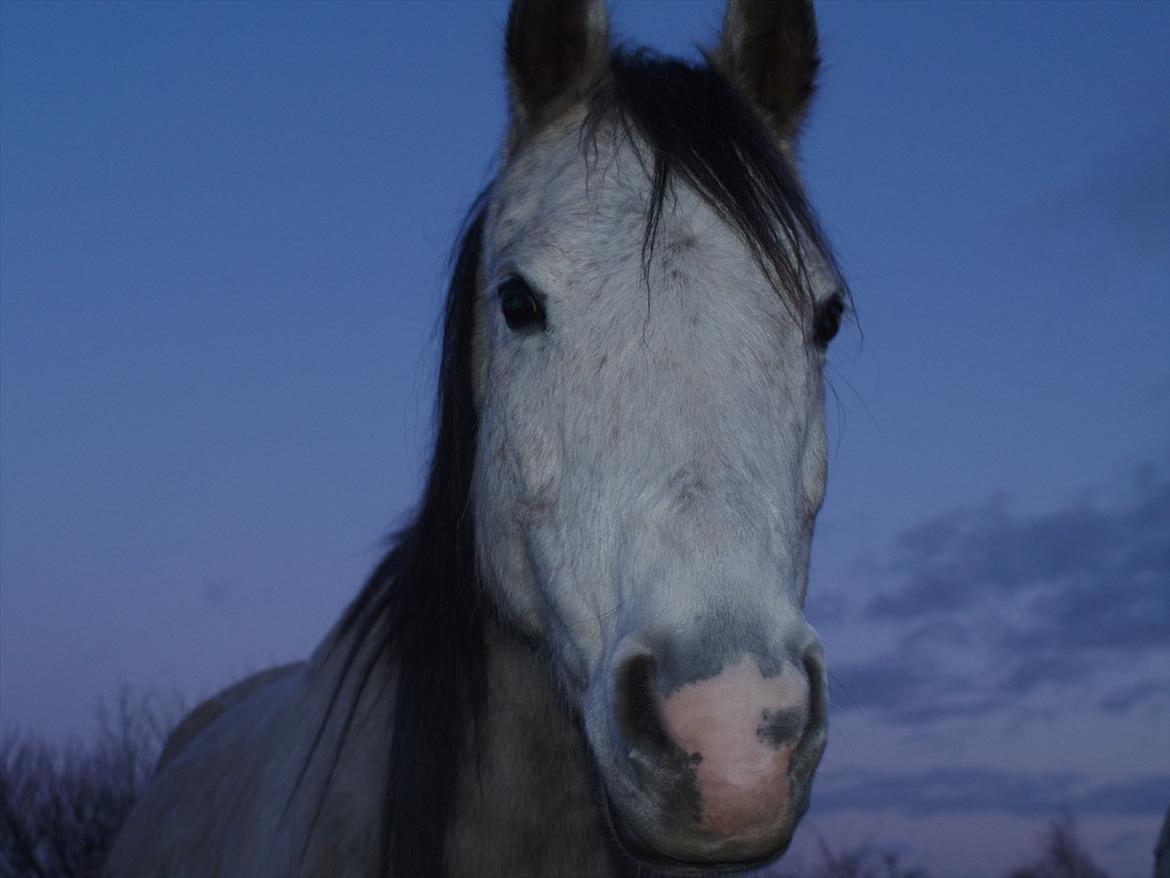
[
  {"left": 801, "top": 643, "right": 827, "bottom": 733},
  {"left": 614, "top": 654, "right": 672, "bottom": 763},
  {"left": 790, "top": 643, "right": 829, "bottom": 786}
]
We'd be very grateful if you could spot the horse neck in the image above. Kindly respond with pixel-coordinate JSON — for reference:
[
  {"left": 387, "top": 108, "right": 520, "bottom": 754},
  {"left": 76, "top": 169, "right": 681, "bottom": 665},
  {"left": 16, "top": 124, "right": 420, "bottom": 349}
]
[{"left": 444, "top": 620, "right": 623, "bottom": 877}]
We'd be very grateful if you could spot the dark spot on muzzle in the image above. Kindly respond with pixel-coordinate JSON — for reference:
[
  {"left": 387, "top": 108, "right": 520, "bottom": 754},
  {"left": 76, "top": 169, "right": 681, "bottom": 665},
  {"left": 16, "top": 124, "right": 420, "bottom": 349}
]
[{"left": 756, "top": 706, "right": 806, "bottom": 748}]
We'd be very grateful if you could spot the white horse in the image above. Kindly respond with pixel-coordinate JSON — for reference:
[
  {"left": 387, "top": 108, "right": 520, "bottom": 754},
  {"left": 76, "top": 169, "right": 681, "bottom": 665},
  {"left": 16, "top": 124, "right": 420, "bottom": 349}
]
[{"left": 107, "top": 1, "right": 849, "bottom": 874}]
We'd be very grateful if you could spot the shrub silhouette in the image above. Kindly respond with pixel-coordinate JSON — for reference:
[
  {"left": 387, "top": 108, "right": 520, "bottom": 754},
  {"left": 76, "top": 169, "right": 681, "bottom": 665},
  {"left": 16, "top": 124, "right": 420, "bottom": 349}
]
[
  {"left": 1004, "top": 815, "right": 1111, "bottom": 878},
  {"left": 0, "top": 689, "right": 177, "bottom": 878}
]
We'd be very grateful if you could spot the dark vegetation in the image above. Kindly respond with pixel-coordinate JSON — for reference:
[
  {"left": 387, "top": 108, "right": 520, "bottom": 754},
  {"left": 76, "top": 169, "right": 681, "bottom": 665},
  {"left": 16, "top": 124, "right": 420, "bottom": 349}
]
[
  {"left": 769, "top": 815, "right": 1118, "bottom": 878},
  {"left": 0, "top": 691, "right": 1149, "bottom": 878},
  {"left": 1002, "top": 817, "right": 1111, "bottom": 878},
  {"left": 0, "top": 690, "right": 176, "bottom": 878}
]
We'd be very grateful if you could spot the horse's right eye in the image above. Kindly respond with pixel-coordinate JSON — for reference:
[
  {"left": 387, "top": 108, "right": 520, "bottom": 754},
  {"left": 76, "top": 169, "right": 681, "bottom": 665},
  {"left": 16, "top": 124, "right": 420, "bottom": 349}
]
[
  {"left": 813, "top": 294, "right": 845, "bottom": 348},
  {"left": 498, "top": 277, "right": 546, "bottom": 331}
]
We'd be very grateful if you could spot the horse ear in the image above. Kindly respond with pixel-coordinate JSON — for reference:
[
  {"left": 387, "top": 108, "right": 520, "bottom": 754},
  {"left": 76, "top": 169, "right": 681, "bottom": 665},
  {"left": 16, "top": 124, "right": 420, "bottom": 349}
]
[
  {"left": 716, "top": 0, "right": 820, "bottom": 142},
  {"left": 505, "top": 0, "right": 609, "bottom": 132}
]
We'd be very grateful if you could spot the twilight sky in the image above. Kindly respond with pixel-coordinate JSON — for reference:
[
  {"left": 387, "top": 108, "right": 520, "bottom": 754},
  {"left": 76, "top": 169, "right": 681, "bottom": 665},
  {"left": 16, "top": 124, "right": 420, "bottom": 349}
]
[{"left": 1, "top": 3, "right": 1167, "bottom": 877}]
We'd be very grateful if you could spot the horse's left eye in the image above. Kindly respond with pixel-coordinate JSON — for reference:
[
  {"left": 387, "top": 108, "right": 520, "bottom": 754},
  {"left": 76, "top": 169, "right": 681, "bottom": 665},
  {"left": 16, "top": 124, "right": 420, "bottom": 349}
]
[
  {"left": 498, "top": 277, "right": 546, "bottom": 331},
  {"left": 813, "top": 295, "right": 845, "bottom": 348}
]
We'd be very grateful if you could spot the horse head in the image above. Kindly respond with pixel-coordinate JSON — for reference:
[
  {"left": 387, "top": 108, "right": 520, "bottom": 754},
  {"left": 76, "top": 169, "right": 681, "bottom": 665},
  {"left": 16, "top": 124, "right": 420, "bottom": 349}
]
[{"left": 471, "top": 0, "right": 845, "bottom": 866}]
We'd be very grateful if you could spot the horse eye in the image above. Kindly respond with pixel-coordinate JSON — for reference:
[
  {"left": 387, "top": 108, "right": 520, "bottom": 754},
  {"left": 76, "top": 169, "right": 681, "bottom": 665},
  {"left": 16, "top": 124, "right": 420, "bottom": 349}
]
[
  {"left": 498, "top": 277, "right": 546, "bottom": 331},
  {"left": 813, "top": 295, "right": 845, "bottom": 348}
]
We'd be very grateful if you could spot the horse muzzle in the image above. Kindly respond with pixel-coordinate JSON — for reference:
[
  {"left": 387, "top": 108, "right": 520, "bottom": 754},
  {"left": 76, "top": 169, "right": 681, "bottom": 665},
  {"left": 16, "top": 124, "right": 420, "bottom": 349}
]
[{"left": 596, "top": 636, "right": 828, "bottom": 869}]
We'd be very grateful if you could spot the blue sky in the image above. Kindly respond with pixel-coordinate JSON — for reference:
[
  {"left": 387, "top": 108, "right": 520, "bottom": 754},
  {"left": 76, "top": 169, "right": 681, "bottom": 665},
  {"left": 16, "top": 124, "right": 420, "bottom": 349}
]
[{"left": 1, "top": 3, "right": 1167, "bottom": 876}]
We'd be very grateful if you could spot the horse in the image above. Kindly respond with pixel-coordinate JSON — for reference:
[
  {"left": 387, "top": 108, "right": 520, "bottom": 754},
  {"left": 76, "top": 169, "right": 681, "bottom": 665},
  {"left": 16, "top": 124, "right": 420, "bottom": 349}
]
[{"left": 106, "top": 1, "right": 849, "bottom": 874}]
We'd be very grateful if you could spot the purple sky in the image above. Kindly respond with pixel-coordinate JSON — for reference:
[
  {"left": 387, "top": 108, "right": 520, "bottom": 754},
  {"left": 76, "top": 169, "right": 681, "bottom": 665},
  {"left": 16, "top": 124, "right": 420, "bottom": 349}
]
[{"left": 2, "top": 3, "right": 1167, "bottom": 876}]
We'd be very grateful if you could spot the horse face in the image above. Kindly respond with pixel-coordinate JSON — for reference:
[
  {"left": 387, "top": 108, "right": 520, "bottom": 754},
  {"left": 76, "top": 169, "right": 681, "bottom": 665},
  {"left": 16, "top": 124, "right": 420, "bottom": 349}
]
[{"left": 470, "top": 0, "right": 838, "bottom": 868}]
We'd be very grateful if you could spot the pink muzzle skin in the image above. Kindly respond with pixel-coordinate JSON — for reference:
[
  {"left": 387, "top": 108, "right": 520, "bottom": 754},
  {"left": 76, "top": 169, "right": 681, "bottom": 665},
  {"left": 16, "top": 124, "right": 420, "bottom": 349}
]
[{"left": 656, "top": 658, "right": 810, "bottom": 838}]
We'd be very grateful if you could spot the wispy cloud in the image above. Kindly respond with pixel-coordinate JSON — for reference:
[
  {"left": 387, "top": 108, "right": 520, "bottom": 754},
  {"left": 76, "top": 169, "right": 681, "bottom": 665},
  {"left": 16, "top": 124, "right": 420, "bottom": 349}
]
[
  {"left": 815, "top": 768, "right": 1168, "bottom": 817},
  {"left": 1099, "top": 679, "right": 1169, "bottom": 715},
  {"left": 1003, "top": 124, "right": 1170, "bottom": 268},
  {"left": 829, "top": 652, "right": 1004, "bottom": 726},
  {"left": 867, "top": 473, "right": 1167, "bottom": 629},
  {"left": 826, "top": 464, "right": 1170, "bottom": 724}
]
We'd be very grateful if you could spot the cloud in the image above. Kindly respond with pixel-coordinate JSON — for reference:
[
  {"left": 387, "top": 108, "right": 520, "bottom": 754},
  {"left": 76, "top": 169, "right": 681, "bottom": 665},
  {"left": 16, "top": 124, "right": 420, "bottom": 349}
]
[
  {"left": 1099, "top": 679, "right": 1170, "bottom": 715},
  {"left": 813, "top": 768, "right": 1169, "bottom": 818},
  {"left": 868, "top": 474, "right": 1168, "bottom": 629},
  {"left": 1089, "top": 776, "right": 1170, "bottom": 816},
  {"left": 1003, "top": 124, "right": 1170, "bottom": 268},
  {"left": 829, "top": 465, "right": 1170, "bottom": 722},
  {"left": 868, "top": 468, "right": 1168, "bottom": 642},
  {"left": 829, "top": 653, "right": 1004, "bottom": 726}
]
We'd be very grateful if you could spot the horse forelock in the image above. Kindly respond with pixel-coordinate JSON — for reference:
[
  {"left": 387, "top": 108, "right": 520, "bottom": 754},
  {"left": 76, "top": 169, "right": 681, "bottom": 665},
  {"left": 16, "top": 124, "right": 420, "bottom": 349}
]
[{"left": 586, "top": 48, "right": 846, "bottom": 316}]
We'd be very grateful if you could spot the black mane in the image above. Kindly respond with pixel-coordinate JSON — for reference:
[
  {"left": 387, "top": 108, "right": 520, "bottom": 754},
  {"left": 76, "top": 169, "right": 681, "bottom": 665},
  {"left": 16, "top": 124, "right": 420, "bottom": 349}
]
[
  {"left": 305, "top": 189, "right": 488, "bottom": 878},
  {"left": 311, "top": 48, "right": 844, "bottom": 878}
]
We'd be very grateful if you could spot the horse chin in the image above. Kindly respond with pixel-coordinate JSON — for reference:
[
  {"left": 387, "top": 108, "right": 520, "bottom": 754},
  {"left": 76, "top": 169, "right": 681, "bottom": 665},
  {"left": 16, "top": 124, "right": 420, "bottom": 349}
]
[{"left": 600, "top": 787, "right": 797, "bottom": 875}]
